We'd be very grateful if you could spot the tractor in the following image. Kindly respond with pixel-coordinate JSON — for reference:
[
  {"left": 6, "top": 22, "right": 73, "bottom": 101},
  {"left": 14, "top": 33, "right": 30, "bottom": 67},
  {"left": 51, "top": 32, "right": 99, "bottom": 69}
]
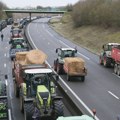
[
  {"left": 19, "top": 68, "right": 64, "bottom": 120},
  {"left": 54, "top": 47, "right": 77, "bottom": 74},
  {"left": 99, "top": 43, "right": 120, "bottom": 67}
]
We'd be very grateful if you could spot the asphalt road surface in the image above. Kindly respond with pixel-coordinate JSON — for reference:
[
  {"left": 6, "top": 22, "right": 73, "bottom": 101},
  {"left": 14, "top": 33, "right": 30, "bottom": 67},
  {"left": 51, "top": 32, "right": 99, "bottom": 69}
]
[{"left": 25, "top": 18, "right": 120, "bottom": 120}]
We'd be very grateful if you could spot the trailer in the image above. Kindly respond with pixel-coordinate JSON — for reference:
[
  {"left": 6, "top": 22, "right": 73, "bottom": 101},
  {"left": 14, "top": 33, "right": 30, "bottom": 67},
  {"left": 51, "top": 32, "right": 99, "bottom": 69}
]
[
  {"left": 111, "top": 46, "right": 120, "bottom": 75},
  {"left": 63, "top": 57, "right": 87, "bottom": 81},
  {"left": 13, "top": 50, "right": 64, "bottom": 120}
]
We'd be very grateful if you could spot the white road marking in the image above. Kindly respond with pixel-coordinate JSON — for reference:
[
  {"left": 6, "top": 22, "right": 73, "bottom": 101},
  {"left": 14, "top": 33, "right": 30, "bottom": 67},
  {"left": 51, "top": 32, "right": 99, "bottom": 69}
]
[
  {"left": 112, "top": 73, "right": 120, "bottom": 78},
  {"left": 8, "top": 109, "right": 12, "bottom": 120},
  {"left": 108, "top": 91, "right": 119, "bottom": 100},
  {"left": 4, "top": 53, "right": 6, "bottom": 57},
  {"left": 46, "top": 30, "right": 54, "bottom": 37},
  {"left": 4, "top": 63, "right": 6, "bottom": 68},
  {"left": 27, "top": 25, "right": 99, "bottom": 120}
]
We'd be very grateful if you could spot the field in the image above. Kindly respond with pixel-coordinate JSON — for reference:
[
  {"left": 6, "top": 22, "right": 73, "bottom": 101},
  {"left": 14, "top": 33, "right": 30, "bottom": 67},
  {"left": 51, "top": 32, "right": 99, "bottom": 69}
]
[{"left": 49, "top": 13, "right": 120, "bottom": 55}]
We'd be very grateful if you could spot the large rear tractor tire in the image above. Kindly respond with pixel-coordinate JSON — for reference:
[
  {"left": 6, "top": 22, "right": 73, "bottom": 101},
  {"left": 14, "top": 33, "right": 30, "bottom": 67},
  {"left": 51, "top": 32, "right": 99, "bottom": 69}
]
[
  {"left": 114, "top": 64, "right": 118, "bottom": 74},
  {"left": 53, "top": 60, "right": 57, "bottom": 71},
  {"left": 56, "top": 63, "right": 62, "bottom": 75},
  {"left": 67, "top": 74, "right": 71, "bottom": 81},
  {"left": 103, "top": 57, "right": 111, "bottom": 67},
  {"left": 81, "top": 76, "right": 85, "bottom": 82},
  {"left": 117, "top": 65, "right": 120, "bottom": 76},
  {"left": 52, "top": 100, "right": 64, "bottom": 120},
  {"left": 24, "top": 111, "right": 32, "bottom": 120},
  {"left": 14, "top": 81, "right": 19, "bottom": 98}
]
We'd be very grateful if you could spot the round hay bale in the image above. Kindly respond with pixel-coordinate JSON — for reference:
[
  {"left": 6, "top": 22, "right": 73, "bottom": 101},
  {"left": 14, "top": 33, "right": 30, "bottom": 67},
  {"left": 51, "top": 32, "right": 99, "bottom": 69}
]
[{"left": 25, "top": 49, "right": 47, "bottom": 64}]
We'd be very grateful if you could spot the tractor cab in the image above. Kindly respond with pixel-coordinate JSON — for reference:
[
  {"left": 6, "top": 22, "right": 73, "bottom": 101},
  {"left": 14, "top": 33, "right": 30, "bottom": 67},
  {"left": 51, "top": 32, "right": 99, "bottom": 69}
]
[
  {"left": 56, "top": 47, "right": 77, "bottom": 59},
  {"left": 24, "top": 68, "right": 58, "bottom": 97},
  {"left": 102, "top": 43, "right": 120, "bottom": 52}
]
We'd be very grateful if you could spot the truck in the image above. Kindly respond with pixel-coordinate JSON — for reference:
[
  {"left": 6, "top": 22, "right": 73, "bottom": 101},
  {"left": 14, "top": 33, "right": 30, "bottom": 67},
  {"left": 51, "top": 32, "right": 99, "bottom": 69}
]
[
  {"left": 53, "top": 47, "right": 77, "bottom": 74},
  {"left": 13, "top": 50, "right": 64, "bottom": 120},
  {"left": 99, "top": 43, "right": 120, "bottom": 67},
  {"left": 111, "top": 46, "right": 120, "bottom": 75}
]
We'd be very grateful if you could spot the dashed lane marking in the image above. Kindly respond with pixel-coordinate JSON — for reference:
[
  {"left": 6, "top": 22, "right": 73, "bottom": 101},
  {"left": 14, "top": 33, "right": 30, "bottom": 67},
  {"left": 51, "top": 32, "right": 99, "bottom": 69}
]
[{"left": 108, "top": 91, "right": 119, "bottom": 100}]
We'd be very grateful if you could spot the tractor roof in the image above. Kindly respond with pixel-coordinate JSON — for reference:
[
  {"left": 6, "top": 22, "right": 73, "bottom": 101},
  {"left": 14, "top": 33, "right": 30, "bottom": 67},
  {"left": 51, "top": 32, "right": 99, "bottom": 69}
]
[
  {"left": 24, "top": 68, "right": 52, "bottom": 74},
  {"left": 57, "top": 115, "right": 94, "bottom": 120},
  {"left": 61, "top": 48, "right": 76, "bottom": 51},
  {"left": 107, "top": 43, "right": 120, "bottom": 45}
]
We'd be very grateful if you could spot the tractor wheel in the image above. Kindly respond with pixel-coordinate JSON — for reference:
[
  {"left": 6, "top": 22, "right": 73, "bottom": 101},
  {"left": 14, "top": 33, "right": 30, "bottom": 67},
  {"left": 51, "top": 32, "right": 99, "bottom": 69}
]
[
  {"left": 20, "top": 89, "right": 24, "bottom": 113},
  {"left": 103, "top": 57, "right": 111, "bottom": 67},
  {"left": 56, "top": 63, "right": 62, "bottom": 75},
  {"left": 14, "top": 81, "right": 19, "bottom": 98},
  {"left": 117, "top": 65, "right": 120, "bottom": 76},
  {"left": 24, "top": 111, "right": 32, "bottom": 120},
  {"left": 114, "top": 64, "right": 118, "bottom": 74},
  {"left": 99, "top": 56, "right": 103, "bottom": 65},
  {"left": 67, "top": 74, "right": 71, "bottom": 81},
  {"left": 12, "top": 69, "right": 15, "bottom": 78},
  {"left": 53, "top": 60, "right": 57, "bottom": 71},
  {"left": 52, "top": 100, "right": 64, "bottom": 120},
  {"left": 81, "top": 76, "right": 85, "bottom": 82}
]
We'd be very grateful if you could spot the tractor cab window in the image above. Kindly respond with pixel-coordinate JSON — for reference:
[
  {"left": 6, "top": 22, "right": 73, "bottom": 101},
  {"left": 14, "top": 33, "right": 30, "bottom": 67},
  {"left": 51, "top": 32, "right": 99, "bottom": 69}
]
[{"left": 64, "top": 50, "right": 75, "bottom": 57}]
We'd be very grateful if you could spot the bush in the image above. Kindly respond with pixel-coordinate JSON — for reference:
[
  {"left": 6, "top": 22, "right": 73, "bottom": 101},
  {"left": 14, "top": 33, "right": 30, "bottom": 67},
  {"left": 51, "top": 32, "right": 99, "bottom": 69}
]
[{"left": 72, "top": 0, "right": 120, "bottom": 28}]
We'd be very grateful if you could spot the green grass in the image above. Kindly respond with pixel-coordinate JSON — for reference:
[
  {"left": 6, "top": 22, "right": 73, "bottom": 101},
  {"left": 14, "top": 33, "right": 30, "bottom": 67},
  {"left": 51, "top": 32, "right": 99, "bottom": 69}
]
[{"left": 49, "top": 13, "right": 120, "bottom": 55}]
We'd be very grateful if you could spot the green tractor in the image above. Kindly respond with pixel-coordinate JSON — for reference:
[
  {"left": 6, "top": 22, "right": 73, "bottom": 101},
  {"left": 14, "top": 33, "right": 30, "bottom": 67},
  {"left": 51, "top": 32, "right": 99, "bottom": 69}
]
[
  {"left": 99, "top": 43, "right": 120, "bottom": 67},
  {"left": 19, "top": 68, "right": 64, "bottom": 120},
  {"left": 54, "top": 47, "right": 77, "bottom": 74},
  {"left": 0, "top": 76, "right": 8, "bottom": 119}
]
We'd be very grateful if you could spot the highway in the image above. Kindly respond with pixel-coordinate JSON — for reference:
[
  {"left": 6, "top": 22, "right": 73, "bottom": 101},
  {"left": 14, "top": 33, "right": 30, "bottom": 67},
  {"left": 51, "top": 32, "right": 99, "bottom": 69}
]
[
  {"left": 0, "top": 17, "right": 120, "bottom": 120},
  {"left": 26, "top": 18, "right": 120, "bottom": 120}
]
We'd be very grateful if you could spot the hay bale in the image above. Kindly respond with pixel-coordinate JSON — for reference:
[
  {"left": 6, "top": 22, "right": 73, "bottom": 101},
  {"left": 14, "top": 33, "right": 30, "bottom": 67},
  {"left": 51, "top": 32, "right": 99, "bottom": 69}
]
[
  {"left": 64, "top": 57, "right": 85, "bottom": 74},
  {"left": 16, "top": 51, "right": 28, "bottom": 61},
  {"left": 25, "top": 49, "right": 47, "bottom": 64}
]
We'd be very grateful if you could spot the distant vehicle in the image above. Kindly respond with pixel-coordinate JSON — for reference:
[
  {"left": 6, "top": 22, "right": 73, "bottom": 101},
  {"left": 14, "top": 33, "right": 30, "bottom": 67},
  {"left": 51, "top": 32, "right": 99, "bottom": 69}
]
[
  {"left": 0, "top": 20, "right": 7, "bottom": 30},
  {"left": 99, "top": 43, "right": 120, "bottom": 67},
  {"left": 11, "top": 21, "right": 20, "bottom": 29},
  {"left": 9, "top": 37, "right": 28, "bottom": 50},
  {"left": 9, "top": 47, "right": 28, "bottom": 60},
  {"left": 10, "top": 28, "right": 22, "bottom": 39},
  {"left": 7, "top": 18, "right": 13, "bottom": 25}
]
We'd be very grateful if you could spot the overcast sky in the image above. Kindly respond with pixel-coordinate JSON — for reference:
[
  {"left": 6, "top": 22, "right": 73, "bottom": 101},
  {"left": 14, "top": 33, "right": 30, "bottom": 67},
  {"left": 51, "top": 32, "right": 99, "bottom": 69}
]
[{"left": 1, "top": 0, "right": 79, "bottom": 8}]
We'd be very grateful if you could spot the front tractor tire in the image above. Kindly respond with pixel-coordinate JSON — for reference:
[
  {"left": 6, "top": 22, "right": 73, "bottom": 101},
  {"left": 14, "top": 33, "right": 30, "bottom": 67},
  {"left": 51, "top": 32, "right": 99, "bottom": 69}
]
[
  {"left": 52, "top": 100, "right": 64, "bottom": 120},
  {"left": 99, "top": 56, "right": 103, "bottom": 65}
]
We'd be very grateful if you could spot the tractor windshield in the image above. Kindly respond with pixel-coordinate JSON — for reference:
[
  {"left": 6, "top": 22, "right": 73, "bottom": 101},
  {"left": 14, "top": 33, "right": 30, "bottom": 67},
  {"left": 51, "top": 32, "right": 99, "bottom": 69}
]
[
  {"left": 104, "top": 44, "right": 120, "bottom": 51},
  {"left": 63, "top": 50, "right": 75, "bottom": 57}
]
